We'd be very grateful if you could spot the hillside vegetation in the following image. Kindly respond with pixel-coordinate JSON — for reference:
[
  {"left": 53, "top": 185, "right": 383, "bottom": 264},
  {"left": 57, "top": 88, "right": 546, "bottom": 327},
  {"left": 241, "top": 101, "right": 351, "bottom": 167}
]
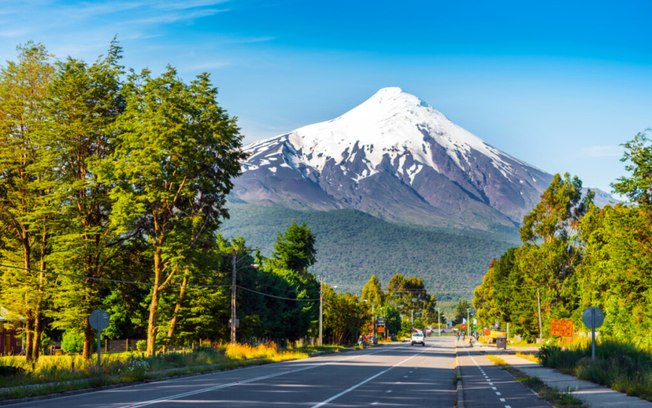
[{"left": 221, "top": 204, "right": 519, "bottom": 299}]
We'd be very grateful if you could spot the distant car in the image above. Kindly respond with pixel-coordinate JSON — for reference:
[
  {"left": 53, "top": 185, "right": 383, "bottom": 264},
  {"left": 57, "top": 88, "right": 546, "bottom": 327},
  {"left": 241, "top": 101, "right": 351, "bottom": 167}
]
[{"left": 410, "top": 331, "right": 425, "bottom": 346}]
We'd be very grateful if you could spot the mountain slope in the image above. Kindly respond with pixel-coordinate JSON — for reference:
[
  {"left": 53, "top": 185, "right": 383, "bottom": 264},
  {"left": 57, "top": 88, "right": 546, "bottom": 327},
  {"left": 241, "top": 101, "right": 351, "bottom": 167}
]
[
  {"left": 220, "top": 204, "right": 519, "bottom": 298},
  {"left": 234, "top": 87, "right": 553, "bottom": 230}
]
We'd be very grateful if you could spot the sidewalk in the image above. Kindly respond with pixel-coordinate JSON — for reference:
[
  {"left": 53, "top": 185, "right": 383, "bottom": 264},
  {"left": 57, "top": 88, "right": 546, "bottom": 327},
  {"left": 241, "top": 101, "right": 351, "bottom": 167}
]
[{"left": 475, "top": 342, "right": 652, "bottom": 408}]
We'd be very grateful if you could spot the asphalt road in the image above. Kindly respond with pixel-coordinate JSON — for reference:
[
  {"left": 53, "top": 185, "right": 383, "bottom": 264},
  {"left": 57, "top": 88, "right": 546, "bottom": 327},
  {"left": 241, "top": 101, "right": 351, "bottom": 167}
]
[
  {"left": 456, "top": 341, "right": 550, "bottom": 408},
  {"left": 7, "top": 337, "right": 552, "bottom": 407}
]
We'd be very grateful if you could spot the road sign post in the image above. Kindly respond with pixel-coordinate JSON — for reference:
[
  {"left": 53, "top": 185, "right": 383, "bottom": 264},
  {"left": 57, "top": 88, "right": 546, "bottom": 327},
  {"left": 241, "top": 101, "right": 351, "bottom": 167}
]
[
  {"left": 582, "top": 307, "right": 604, "bottom": 361},
  {"left": 89, "top": 309, "right": 110, "bottom": 367}
]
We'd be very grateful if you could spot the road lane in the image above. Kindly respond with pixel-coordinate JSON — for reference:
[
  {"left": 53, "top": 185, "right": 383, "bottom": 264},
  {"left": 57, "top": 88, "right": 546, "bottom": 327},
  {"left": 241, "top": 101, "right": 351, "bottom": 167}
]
[
  {"left": 456, "top": 341, "right": 550, "bottom": 408},
  {"left": 8, "top": 338, "right": 456, "bottom": 407}
]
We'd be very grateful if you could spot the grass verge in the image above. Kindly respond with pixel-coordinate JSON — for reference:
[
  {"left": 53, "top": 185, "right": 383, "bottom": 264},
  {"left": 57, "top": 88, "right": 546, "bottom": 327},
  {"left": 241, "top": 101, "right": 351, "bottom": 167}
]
[
  {"left": 537, "top": 341, "right": 652, "bottom": 401},
  {"left": 486, "top": 355, "right": 585, "bottom": 407}
]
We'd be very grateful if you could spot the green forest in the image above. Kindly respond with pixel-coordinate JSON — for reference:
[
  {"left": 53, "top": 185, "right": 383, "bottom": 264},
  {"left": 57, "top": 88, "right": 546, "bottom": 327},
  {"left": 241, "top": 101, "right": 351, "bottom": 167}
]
[
  {"left": 0, "top": 41, "right": 340, "bottom": 362},
  {"left": 473, "top": 133, "right": 652, "bottom": 350},
  {"left": 221, "top": 204, "right": 519, "bottom": 298}
]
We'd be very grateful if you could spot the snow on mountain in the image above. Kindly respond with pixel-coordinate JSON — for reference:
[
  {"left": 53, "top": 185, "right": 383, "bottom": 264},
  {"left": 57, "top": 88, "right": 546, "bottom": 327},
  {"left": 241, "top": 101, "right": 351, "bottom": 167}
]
[{"left": 235, "top": 87, "right": 556, "bottom": 230}]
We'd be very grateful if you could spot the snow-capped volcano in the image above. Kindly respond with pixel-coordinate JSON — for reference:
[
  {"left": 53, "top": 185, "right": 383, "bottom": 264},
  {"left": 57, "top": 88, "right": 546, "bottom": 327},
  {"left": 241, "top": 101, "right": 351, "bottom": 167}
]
[{"left": 234, "top": 87, "right": 553, "bottom": 229}]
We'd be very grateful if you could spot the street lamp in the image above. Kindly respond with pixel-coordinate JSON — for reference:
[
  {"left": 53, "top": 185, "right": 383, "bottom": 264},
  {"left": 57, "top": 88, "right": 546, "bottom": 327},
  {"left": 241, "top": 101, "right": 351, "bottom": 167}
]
[
  {"left": 466, "top": 308, "right": 470, "bottom": 337},
  {"left": 319, "top": 278, "right": 323, "bottom": 346},
  {"left": 230, "top": 249, "right": 258, "bottom": 344},
  {"left": 364, "top": 299, "right": 376, "bottom": 336},
  {"left": 230, "top": 250, "right": 237, "bottom": 343}
]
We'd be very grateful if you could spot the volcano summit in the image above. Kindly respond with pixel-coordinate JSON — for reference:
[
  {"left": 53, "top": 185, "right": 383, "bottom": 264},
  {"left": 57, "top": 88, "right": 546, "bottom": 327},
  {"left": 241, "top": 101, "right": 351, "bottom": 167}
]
[{"left": 234, "top": 87, "right": 553, "bottom": 230}]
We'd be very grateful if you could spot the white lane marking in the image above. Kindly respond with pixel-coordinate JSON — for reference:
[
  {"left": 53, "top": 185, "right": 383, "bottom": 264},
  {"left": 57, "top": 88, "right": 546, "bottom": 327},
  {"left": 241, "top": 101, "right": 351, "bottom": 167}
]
[
  {"left": 506, "top": 406, "right": 512, "bottom": 408},
  {"left": 386, "top": 390, "right": 392, "bottom": 393},
  {"left": 500, "top": 398, "right": 506, "bottom": 402},
  {"left": 496, "top": 392, "right": 502, "bottom": 396},
  {"left": 491, "top": 387, "right": 497, "bottom": 390},
  {"left": 310, "top": 351, "right": 425, "bottom": 408},
  {"left": 118, "top": 348, "right": 392, "bottom": 408}
]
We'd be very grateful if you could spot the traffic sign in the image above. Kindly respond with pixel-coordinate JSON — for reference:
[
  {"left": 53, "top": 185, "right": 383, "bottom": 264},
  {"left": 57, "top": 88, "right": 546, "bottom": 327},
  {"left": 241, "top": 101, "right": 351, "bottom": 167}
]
[
  {"left": 550, "top": 319, "right": 573, "bottom": 337},
  {"left": 582, "top": 306, "right": 605, "bottom": 361},
  {"left": 89, "top": 309, "right": 110, "bottom": 367},
  {"left": 582, "top": 307, "right": 604, "bottom": 329},
  {"left": 89, "top": 309, "right": 109, "bottom": 331}
]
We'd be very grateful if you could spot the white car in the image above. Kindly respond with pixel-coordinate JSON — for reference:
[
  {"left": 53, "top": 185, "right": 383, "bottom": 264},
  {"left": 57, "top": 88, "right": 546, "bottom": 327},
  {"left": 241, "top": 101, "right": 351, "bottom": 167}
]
[{"left": 410, "top": 332, "right": 425, "bottom": 346}]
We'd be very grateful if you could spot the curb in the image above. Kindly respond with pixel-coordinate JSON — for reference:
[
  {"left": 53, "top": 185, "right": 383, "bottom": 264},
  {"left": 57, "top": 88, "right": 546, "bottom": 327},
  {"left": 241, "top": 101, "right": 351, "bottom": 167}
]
[{"left": 454, "top": 342, "right": 464, "bottom": 408}]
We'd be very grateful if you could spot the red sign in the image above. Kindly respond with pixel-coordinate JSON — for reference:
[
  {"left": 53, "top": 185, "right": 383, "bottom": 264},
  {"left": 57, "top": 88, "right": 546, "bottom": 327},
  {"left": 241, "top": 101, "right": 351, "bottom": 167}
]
[
  {"left": 376, "top": 326, "right": 385, "bottom": 333},
  {"left": 550, "top": 319, "right": 573, "bottom": 337}
]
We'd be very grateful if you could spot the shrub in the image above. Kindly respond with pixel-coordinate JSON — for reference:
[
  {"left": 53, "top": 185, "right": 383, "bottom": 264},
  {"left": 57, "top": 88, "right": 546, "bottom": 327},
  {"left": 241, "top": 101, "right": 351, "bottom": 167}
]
[
  {"left": 136, "top": 340, "right": 147, "bottom": 352},
  {"left": 0, "top": 365, "right": 24, "bottom": 376},
  {"left": 61, "top": 329, "right": 85, "bottom": 353},
  {"left": 118, "top": 357, "right": 150, "bottom": 382}
]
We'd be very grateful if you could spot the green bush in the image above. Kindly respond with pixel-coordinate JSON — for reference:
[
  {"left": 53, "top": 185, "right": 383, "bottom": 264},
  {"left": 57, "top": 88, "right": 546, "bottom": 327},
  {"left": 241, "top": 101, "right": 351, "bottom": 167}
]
[
  {"left": 118, "top": 357, "right": 150, "bottom": 382},
  {"left": 0, "top": 366, "right": 25, "bottom": 376},
  {"left": 136, "top": 340, "right": 147, "bottom": 352},
  {"left": 540, "top": 340, "right": 652, "bottom": 401},
  {"left": 61, "top": 329, "right": 85, "bottom": 353}
]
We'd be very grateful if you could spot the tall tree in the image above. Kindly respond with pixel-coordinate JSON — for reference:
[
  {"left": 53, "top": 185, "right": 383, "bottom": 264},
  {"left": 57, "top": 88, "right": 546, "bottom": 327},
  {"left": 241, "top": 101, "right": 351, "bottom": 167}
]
[
  {"left": 272, "top": 221, "right": 316, "bottom": 274},
  {"left": 44, "top": 41, "right": 124, "bottom": 359},
  {"left": 361, "top": 274, "right": 384, "bottom": 309},
  {"left": 101, "top": 67, "right": 244, "bottom": 356},
  {"left": 613, "top": 131, "right": 652, "bottom": 209},
  {"left": 268, "top": 222, "right": 319, "bottom": 340},
  {"left": 520, "top": 173, "right": 592, "bottom": 244},
  {"left": 0, "top": 42, "right": 55, "bottom": 361},
  {"left": 323, "top": 286, "right": 368, "bottom": 345}
]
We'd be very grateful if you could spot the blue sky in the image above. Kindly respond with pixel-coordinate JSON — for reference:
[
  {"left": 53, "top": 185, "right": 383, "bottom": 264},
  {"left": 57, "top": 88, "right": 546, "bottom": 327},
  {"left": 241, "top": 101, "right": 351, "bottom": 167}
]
[{"left": 1, "top": 0, "right": 651, "bottom": 193}]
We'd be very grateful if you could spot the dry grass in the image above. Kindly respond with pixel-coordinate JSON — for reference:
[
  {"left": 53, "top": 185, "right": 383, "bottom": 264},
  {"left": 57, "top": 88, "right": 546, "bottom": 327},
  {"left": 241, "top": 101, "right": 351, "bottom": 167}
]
[{"left": 224, "top": 342, "right": 309, "bottom": 361}]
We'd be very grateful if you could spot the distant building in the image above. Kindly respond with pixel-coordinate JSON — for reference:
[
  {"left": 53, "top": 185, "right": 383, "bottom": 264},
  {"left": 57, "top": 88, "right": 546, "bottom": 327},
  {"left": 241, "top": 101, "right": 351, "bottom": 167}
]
[{"left": 0, "top": 306, "right": 23, "bottom": 355}]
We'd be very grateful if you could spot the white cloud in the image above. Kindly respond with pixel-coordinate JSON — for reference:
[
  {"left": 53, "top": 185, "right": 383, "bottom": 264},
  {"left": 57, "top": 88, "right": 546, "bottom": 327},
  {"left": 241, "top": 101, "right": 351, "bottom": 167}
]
[
  {"left": 128, "top": 7, "right": 228, "bottom": 25},
  {"left": 155, "top": 0, "right": 229, "bottom": 10},
  {"left": 580, "top": 145, "right": 623, "bottom": 158}
]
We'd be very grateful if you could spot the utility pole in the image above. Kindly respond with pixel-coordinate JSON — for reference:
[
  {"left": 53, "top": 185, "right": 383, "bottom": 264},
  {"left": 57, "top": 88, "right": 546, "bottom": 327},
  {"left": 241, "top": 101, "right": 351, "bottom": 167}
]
[
  {"left": 318, "top": 278, "right": 323, "bottom": 346},
  {"left": 537, "top": 288, "right": 543, "bottom": 341},
  {"left": 230, "top": 250, "right": 237, "bottom": 343},
  {"left": 437, "top": 308, "right": 441, "bottom": 336}
]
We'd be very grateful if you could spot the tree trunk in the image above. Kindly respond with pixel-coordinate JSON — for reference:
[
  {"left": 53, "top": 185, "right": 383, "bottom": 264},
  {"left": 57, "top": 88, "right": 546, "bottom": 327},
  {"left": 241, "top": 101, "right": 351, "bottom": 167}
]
[
  {"left": 31, "top": 308, "right": 41, "bottom": 361},
  {"left": 24, "top": 313, "right": 34, "bottom": 362},
  {"left": 83, "top": 319, "right": 93, "bottom": 360},
  {"left": 147, "top": 286, "right": 159, "bottom": 357},
  {"left": 146, "top": 247, "right": 163, "bottom": 357},
  {"left": 166, "top": 267, "right": 188, "bottom": 343}
]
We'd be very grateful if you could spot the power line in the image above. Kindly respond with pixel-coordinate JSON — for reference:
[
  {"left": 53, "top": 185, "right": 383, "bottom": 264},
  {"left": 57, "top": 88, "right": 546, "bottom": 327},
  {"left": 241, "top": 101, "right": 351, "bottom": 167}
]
[
  {"left": 237, "top": 285, "right": 318, "bottom": 302},
  {"left": 0, "top": 262, "right": 316, "bottom": 302}
]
